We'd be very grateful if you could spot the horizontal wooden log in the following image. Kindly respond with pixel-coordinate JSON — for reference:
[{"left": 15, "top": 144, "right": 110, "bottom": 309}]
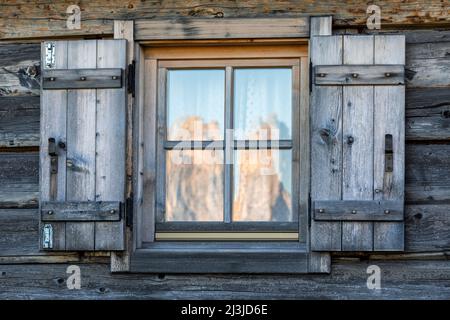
[
  {"left": 405, "top": 144, "right": 450, "bottom": 202},
  {"left": 0, "top": 43, "right": 40, "bottom": 96},
  {"left": 0, "top": 259, "right": 450, "bottom": 299},
  {"left": 135, "top": 17, "right": 309, "bottom": 40},
  {"left": 313, "top": 200, "right": 403, "bottom": 221},
  {"left": 42, "top": 68, "right": 123, "bottom": 89},
  {"left": 0, "top": 152, "right": 38, "bottom": 208},
  {"left": 314, "top": 65, "right": 404, "bottom": 85},
  {"left": 0, "top": 96, "right": 39, "bottom": 147},
  {"left": 41, "top": 201, "right": 122, "bottom": 222},
  {"left": 406, "top": 87, "right": 450, "bottom": 141},
  {"left": 0, "top": 1, "right": 449, "bottom": 40}
]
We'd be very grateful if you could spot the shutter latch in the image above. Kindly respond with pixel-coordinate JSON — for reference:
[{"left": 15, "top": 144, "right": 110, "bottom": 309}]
[
  {"left": 385, "top": 134, "right": 393, "bottom": 172},
  {"left": 127, "top": 60, "right": 136, "bottom": 97}
]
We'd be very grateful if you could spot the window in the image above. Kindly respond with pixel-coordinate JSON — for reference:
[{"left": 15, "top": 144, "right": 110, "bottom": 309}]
[{"left": 134, "top": 43, "right": 310, "bottom": 273}]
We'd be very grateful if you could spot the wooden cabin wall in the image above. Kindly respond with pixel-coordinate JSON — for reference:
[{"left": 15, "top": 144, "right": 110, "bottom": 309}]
[{"left": 1, "top": 1, "right": 450, "bottom": 299}]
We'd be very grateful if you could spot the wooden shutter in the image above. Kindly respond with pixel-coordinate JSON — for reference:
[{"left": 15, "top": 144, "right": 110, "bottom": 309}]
[
  {"left": 310, "top": 34, "right": 405, "bottom": 252},
  {"left": 39, "top": 40, "right": 127, "bottom": 251}
]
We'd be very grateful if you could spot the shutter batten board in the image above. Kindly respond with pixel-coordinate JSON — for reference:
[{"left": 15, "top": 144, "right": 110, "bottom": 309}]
[
  {"left": 310, "top": 34, "right": 405, "bottom": 252},
  {"left": 40, "top": 40, "right": 127, "bottom": 251}
]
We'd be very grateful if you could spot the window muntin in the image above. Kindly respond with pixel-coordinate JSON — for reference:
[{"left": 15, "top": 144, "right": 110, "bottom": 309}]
[{"left": 156, "top": 59, "right": 300, "bottom": 239}]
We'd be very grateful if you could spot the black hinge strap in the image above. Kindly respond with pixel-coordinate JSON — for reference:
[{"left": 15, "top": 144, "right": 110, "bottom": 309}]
[{"left": 127, "top": 60, "right": 136, "bottom": 97}]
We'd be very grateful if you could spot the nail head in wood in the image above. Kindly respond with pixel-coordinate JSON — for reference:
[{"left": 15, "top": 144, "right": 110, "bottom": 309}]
[
  {"left": 351, "top": 73, "right": 359, "bottom": 78},
  {"left": 319, "top": 209, "right": 325, "bottom": 213},
  {"left": 110, "top": 209, "right": 116, "bottom": 214},
  {"left": 385, "top": 72, "right": 391, "bottom": 77},
  {"left": 384, "top": 210, "right": 390, "bottom": 214},
  {"left": 47, "top": 210, "right": 53, "bottom": 215},
  {"left": 351, "top": 210, "right": 357, "bottom": 214},
  {"left": 80, "top": 76, "right": 86, "bottom": 81}
]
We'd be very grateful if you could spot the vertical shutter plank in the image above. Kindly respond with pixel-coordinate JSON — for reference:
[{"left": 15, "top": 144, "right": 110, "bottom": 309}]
[
  {"left": 95, "top": 40, "right": 126, "bottom": 250},
  {"left": 65, "top": 40, "right": 97, "bottom": 250},
  {"left": 373, "top": 36, "right": 405, "bottom": 251},
  {"left": 311, "top": 36, "right": 343, "bottom": 251},
  {"left": 40, "top": 41, "right": 68, "bottom": 250},
  {"left": 342, "top": 36, "right": 374, "bottom": 251}
]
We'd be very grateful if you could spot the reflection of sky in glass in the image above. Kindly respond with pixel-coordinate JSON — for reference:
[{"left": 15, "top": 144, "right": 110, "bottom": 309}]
[
  {"left": 167, "top": 69, "right": 225, "bottom": 140},
  {"left": 234, "top": 68, "right": 292, "bottom": 140}
]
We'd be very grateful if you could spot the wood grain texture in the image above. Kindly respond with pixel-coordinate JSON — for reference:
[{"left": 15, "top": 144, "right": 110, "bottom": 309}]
[
  {"left": 0, "top": 96, "right": 39, "bottom": 147},
  {"left": 314, "top": 65, "right": 404, "bottom": 85},
  {"left": 135, "top": 17, "right": 309, "bottom": 40},
  {"left": 95, "top": 39, "right": 126, "bottom": 251},
  {"left": 373, "top": 35, "right": 405, "bottom": 251},
  {"left": 1, "top": 259, "right": 450, "bottom": 299},
  {"left": 0, "top": 153, "right": 38, "bottom": 209},
  {"left": 0, "top": 43, "right": 40, "bottom": 96},
  {"left": 0, "top": 1, "right": 449, "bottom": 40},
  {"left": 341, "top": 35, "right": 374, "bottom": 251},
  {"left": 310, "top": 35, "right": 343, "bottom": 251}
]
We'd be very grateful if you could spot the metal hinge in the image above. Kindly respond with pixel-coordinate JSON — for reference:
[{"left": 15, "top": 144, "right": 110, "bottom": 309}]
[
  {"left": 127, "top": 60, "right": 136, "bottom": 97},
  {"left": 45, "top": 42, "right": 56, "bottom": 69},
  {"left": 125, "top": 195, "right": 134, "bottom": 229},
  {"left": 309, "top": 61, "right": 313, "bottom": 93},
  {"left": 42, "top": 224, "right": 53, "bottom": 249}
]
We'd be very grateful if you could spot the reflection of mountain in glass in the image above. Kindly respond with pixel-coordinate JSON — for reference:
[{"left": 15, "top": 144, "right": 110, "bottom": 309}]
[{"left": 165, "top": 116, "right": 292, "bottom": 222}]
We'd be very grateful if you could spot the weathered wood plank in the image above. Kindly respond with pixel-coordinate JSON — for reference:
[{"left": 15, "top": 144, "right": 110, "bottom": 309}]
[
  {"left": 65, "top": 40, "right": 97, "bottom": 250},
  {"left": 1, "top": 1, "right": 449, "bottom": 40},
  {"left": 1, "top": 259, "right": 450, "bottom": 299},
  {"left": 406, "top": 87, "right": 450, "bottom": 141},
  {"left": 315, "top": 64, "right": 404, "bottom": 85},
  {"left": 41, "top": 201, "right": 121, "bottom": 222},
  {"left": 314, "top": 200, "right": 403, "bottom": 221},
  {"left": 0, "top": 96, "right": 39, "bottom": 147},
  {"left": 310, "top": 35, "right": 343, "bottom": 251},
  {"left": 0, "top": 43, "right": 40, "bottom": 96},
  {"left": 95, "top": 39, "right": 126, "bottom": 251},
  {"left": 373, "top": 35, "right": 405, "bottom": 251},
  {"left": 42, "top": 68, "right": 123, "bottom": 90},
  {"left": 136, "top": 17, "right": 309, "bottom": 40},
  {"left": 0, "top": 152, "right": 38, "bottom": 209},
  {"left": 405, "top": 143, "right": 450, "bottom": 202},
  {"left": 341, "top": 35, "right": 374, "bottom": 251}
]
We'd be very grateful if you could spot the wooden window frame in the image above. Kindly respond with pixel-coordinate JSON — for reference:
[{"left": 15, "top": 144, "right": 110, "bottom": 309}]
[
  {"left": 130, "top": 41, "right": 314, "bottom": 273},
  {"left": 121, "top": 16, "right": 335, "bottom": 273}
]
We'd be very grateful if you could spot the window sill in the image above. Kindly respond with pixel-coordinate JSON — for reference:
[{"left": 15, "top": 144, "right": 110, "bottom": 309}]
[{"left": 129, "top": 242, "right": 309, "bottom": 273}]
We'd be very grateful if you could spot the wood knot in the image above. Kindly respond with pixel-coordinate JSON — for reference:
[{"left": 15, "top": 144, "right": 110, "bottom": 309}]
[
  {"left": 414, "top": 213, "right": 423, "bottom": 220},
  {"left": 441, "top": 110, "right": 450, "bottom": 118}
]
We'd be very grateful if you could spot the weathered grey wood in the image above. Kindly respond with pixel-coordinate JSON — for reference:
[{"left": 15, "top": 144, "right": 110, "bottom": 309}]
[
  {"left": 341, "top": 35, "right": 374, "bottom": 251},
  {"left": 314, "top": 200, "right": 403, "bottom": 221},
  {"left": 155, "top": 68, "right": 167, "bottom": 223},
  {"left": 1, "top": 259, "right": 450, "bottom": 299},
  {"left": 0, "top": 153, "right": 38, "bottom": 209},
  {"left": 111, "top": 20, "right": 134, "bottom": 270},
  {"left": 310, "top": 35, "right": 343, "bottom": 251},
  {"left": 42, "top": 68, "right": 122, "bottom": 89},
  {"left": 406, "top": 87, "right": 450, "bottom": 141},
  {"left": 309, "top": 16, "right": 332, "bottom": 36},
  {"left": 41, "top": 201, "right": 121, "bottom": 222},
  {"left": 308, "top": 251, "right": 331, "bottom": 273},
  {"left": 65, "top": 40, "right": 97, "bottom": 250},
  {"left": 65, "top": 222, "right": 95, "bottom": 251},
  {"left": 373, "top": 35, "right": 405, "bottom": 251},
  {"left": 0, "top": 96, "right": 39, "bottom": 147},
  {"left": 314, "top": 64, "right": 404, "bottom": 85},
  {"left": 95, "top": 39, "right": 126, "bottom": 251},
  {"left": 406, "top": 144, "right": 450, "bottom": 202},
  {"left": 40, "top": 41, "right": 68, "bottom": 250},
  {"left": 0, "top": 43, "right": 40, "bottom": 96},
  {"left": 135, "top": 17, "right": 309, "bottom": 41}
]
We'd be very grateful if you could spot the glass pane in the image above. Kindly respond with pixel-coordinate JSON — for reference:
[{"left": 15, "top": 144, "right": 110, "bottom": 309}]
[
  {"left": 234, "top": 68, "right": 292, "bottom": 140},
  {"left": 167, "top": 69, "right": 225, "bottom": 141},
  {"left": 165, "top": 149, "right": 224, "bottom": 221},
  {"left": 233, "top": 150, "right": 293, "bottom": 222}
]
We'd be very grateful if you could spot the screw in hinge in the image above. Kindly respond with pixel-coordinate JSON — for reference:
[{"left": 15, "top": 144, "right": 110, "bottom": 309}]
[{"left": 351, "top": 210, "right": 357, "bottom": 214}]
